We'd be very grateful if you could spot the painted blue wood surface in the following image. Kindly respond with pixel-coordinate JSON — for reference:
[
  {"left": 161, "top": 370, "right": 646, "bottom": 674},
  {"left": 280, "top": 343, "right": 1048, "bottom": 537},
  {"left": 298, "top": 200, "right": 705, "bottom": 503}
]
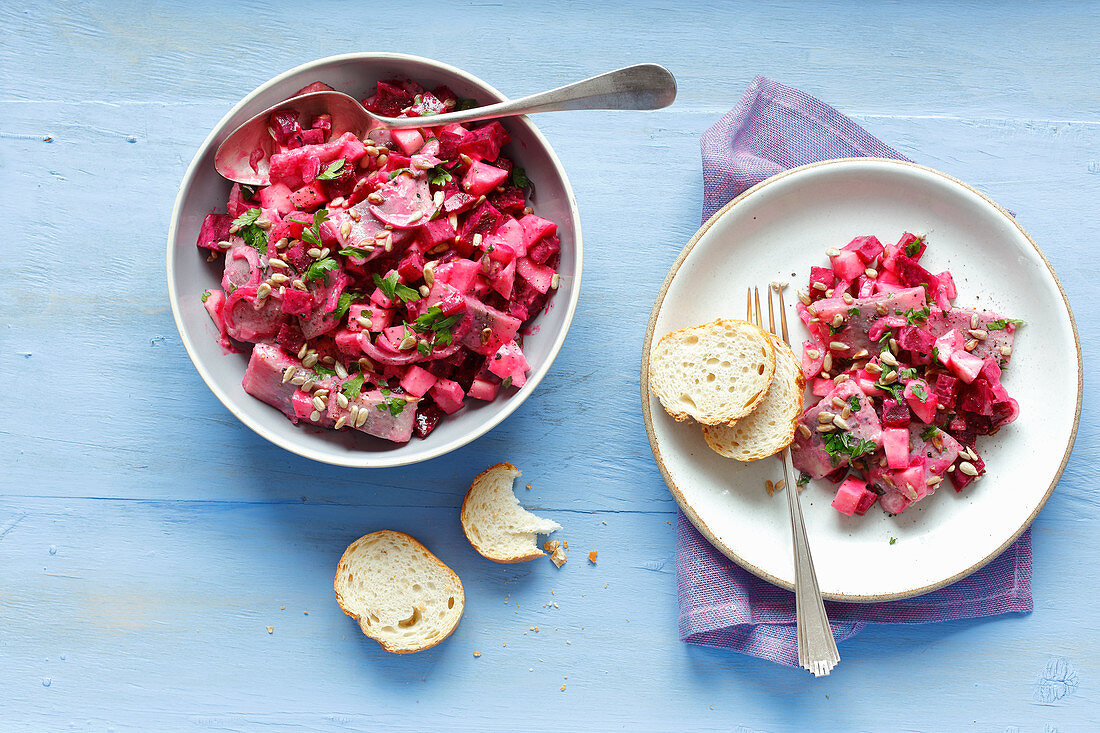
[{"left": 1, "top": 1, "right": 1098, "bottom": 729}]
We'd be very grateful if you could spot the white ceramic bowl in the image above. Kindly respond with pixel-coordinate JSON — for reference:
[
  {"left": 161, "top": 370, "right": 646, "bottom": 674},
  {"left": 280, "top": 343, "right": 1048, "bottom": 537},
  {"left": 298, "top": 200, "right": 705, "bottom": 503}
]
[
  {"left": 642, "top": 158, "right": 1081, "bottom": 600},
  {"left": 167, "top": 53, "right": 582, "bottom": 467}
]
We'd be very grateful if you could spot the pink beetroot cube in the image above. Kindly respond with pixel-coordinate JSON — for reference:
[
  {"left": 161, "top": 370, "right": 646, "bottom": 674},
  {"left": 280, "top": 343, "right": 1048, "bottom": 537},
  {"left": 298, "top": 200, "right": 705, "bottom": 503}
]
[
  {"left": 830, "top": 249, "right": 865, "bottom": 281},
  {"left": 462, "top": 160, "right": 509, "bottom": 197},
  {"left": 948, "top": 350, "right": 985, "bottom": 384},
  {"left": 430, "top": 378, "right": 466, "bottom": 414},
  {"left": 832, "top": 477, "right": 870, "bottom": 516},
  {"left": 518, "top": 214, "right": 557, "bottom": 248},
  {"left": 400, "top": 365, "right": 438, "bottom": 398},
  {"left": 883, "top": 427, "right": 910, "bottom": 469},
  {"left": 391, "top": 128, "right": 425, "bottom": 156},
  {"left": 903, "top": 378, "right": 937, "bottom": 424},
  {"left": 467, "top": 377, "right": 500, "bottom": 401},
  {"left": 281, "top": 288, "right": 314, "bottom": 316}
]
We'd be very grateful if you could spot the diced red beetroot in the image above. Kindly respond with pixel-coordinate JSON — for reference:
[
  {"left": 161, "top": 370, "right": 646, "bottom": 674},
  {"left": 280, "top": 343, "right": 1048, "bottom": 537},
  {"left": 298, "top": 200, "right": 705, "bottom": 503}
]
[
  {"left": 811, "top": 377, "right": 833, "bottom": 396},
  {"left": 400, "top": 365, "right": 438, "bottom": 398},
  {"left": 430, "top": 378, "right": 465, "bottom": 414},
  {"left": 416, "top": 217, "right": 457, "bottom": 251},
  {"left": 950, "top": 451, "right": 986, "bottom": 492},
  {"left": 291, "top": 389, "right": 315, "bottom": 420},
  {"left": 960, "top": 378, "right": 998, "bottom": 416},
  {"left": 309, "top": 113, "right": 332, "bottom": 134},
  {"left": 269, "top": 148, "right": 321, "bottom": 189},
  {"left": 489, "top": 217, "right": 526, "bottom": 257},
  {"left": 935, "top": 329, "right": 964, "bottom": 365},
  {"left": 897, "top": 325, "right": 935, "bottom": 364},
  {"left": 462, "top": 160, "right": 509, "bottom": 197},
  {"left": 948, "top": 349, "right": 984, "bottom": 383},
  {"left": 893, "top": 254, "right": 937, "bottom": 296},
  {"left": 518, "top": 214, "right": 558, "bottom": 249},
  {"left": 331, "top": 328, "right": 360, "bottom": 356},
  {"left": 488, "top": 185, "right": 526, "bottom": 215},
  {"left": 843, "top": 235, "right": 884, "bottom": 263},
  {"left": 275, "top": 322, "right": 305, "bottom": 353},
  {"left": 363, "top": 81, "right": 415, "bottom": 117},
  {"left": 527, "top": 235, "right": 560, "bottom": 266},
  {"left": 896, "top": 231, "right": 927, "bottom": 261},
  {"left": 895, "top": 462, "right": 927, "bottom": 501},
  {"left": 979, "top": 357, "right": 1002, "bottom": 385},
  {"left": 196, "top": 212, "right": 234, "bottom": 250},
  {"left": 903, "top": 378, "right": 937, "bottom": 423},
  {"left": 268, "top": 110, "right": 302, "bottom": 146},
  {"left": 281, "top": 287, "right": 314, "bottom": 316},
  {"left": 880, "top": 398, "right": 911, "bottom": 428},
  {"left": 381, "top": 325, "right": 408, "bottom": 351},
  {"left": 490, "top": 258, "right": 516, "bottom": 300},
  {"left": 299, "top": 128, "right": 325, "bottom": 146},
  {"left": 397, "top": 249, "right": 426, "bottom": 281},
  {"left": 516, "top": 257, "right": 555, "bottom": 294},
  {"left": 461, "top": 297, "right": 522, "bottom": 355},
  {"left": 830, "top": 478, "right": 864, "bottom": 515},
  {"left": 457, "top": 202, "right": 505, "bottom": 253},
  {"left": 867, "top": 315, "right": 905, "bottom": 343},
  {"left": 433, "top": 259, "right": 480, "bottom": 295},
  {"left": 883, "top": 428, "right": 910, "bottom": 469},
  {"left": 290, "top": 184, "right": 326, "bottom": 211},
  {"left": 381, "top": 153, "right": 412, "bottom": 172},
  {"left": 808, "top": 266, "right": 835, "bottom": 301},
  {"left": 830, "top": 249, "right": 865, "bottom": 281},
  {"left": 933, "top": 373, "right": 960, "bottom": 410},
  {"left": 391, "top": 128, "right": 425, "bottom": 155},
  {"left": 458, "top": 121, "right": 510, "bottom": 162},
  {"left": 823, "top": 467, "right": 849, "bottom": 484},
  {"left": 801, "top": 340, "right": 824, "bottom": 380},
  {"left": 347, "top": 303, "right": 391, "bottom": 333},
  {"left": 854, "top": 489, "right": 879, "bottom": 516},
  {"left": 487, "top": 340, "right": 530, "bottom": 387},
  {"left": 467, "top": 377, "right": 500, "bottom": 401},
  {"left": 443, "top": 191, "right": 478, "bottom": 214},
  {"left": 992, "top": 397, "right": 1020, "bottom": 427},
  {"left": 436, "top": 129, "right": 466, "bottom": 162}
]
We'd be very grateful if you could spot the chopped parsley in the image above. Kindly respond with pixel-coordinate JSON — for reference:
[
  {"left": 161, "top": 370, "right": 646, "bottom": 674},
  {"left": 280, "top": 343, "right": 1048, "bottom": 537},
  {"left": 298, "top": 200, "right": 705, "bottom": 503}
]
[
  {"left": 312, "top": 364, "right": 337, "bottom": 378},
  {"left": 339, "top": 246, "right": 374, "bottom": 260},
  {"left": 823, "top": 431, "right": 877, "bottom": 466},
  {"left": 341, "top": 373, "right": 365, "bottom": 401},
  {"left": 387, "top": 167, "right": 413, "bottom": 180},
  {"left": 373, "top": 272, "right": 421, "bottom": 303},
  {"left": 375, "top": 378, "right": 407, "bottom": 417},
  {"left": 920, "top": 425, "right": 941, "bottom": 441},
  {"left": 829, "top": 322, "right": 847, "bottom": 335},
  {"left": 409, "top": 305, "right": 462, "bottom": 344},
  {"left": 200, "top": 290, "right": 211, "bottom": 303},
  {"left": 455, "top": 98, "right": 478, "bottom": 111},
  {"left": 910, "top": 382, "right": 927, "bottom": 401},
  {"left": 877, "top": 329, "right": 893, "bottom": 344},
  {"left": 305, "top": 257, "right": 339, "bottom": 283},
  {"left": 315, "top": 159, "right": 345, "bottom": 181},
  {"left": 848, "top": 395, "right": 862, "bottom": 413},
  {"left": 904, "top": 306, "right": 930, "bottom": 325},
  {"left": 847, "top": 307, "right": 860, "bottom": 317},
  {"left": 931, "top": 346, "right": 939, "bottom": 360},
  {"left": 797, "top": 472, "right": 811, "bottom": 487},
  {"left": 232, "top": 207, "right": 269, "bottom": 254},
  {"left": 330, "top": 291, "right": 362, "bottom": 321},
  {"left": 889, "top": 536, "right": 897, "bottom": 545},
  {"left": 240, "top": 184, "right": 259, "bottom": 200},
  {"left": 898, "top": 367, "right": 919, "bottom": 381},
  {"left": 986, "top": 318, "right": 1025, "bottom": 331},
  {"left": 876, "top": 380, "right": 904, "bottom": 401},
  {"left": 511, "top": 167, "right": 531, "bottom": 188},
  {"left": 301, "top": 208, "right": 329, "bottom": 247},
  {"left": 502, "top": 376, "right": 514, "bottom": 389},
  {"left": 905, "top": 235, "right": 925, "bottom": 258},
  {"left": 427, "top": 164, "right": 453, "bottom": 186}
]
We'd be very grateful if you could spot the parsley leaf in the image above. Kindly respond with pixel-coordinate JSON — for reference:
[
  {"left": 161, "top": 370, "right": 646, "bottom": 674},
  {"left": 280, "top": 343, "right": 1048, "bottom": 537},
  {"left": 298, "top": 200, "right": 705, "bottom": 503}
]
[
  {"left": 240, "top": 184, "right": 259, "bottom": 200},
  {"left": 511, "top": 167, "right": 531, "bottom": 188},
  {"left": 375, "top": 378, "right": 407, "bottom": 417},
  {"left": 232, "top": 207, "right": 268, "bottom": 254},
  {"left": 372, "top": 272, "right": 420, "bottom": 303},
  {"left": 427, "top": 164, "right": 453, "bottom": 186},
  {"left": 829, "top": 322, "right": 847, "bottom": 335},
  {"left": 889, "top": 537, "right": 897, "bottom": 545},
  {"left": 502, "top": 376, "right": 514, "bottom": 389},
  {"left": 315, "top": 159, "right": 345, "bottom": 181},
  {"left": 455, "top": 98, "right": 478, "bottom": 111},
  {"left": 920, "top": 425, "right": 941, "bottom": 441},
  {"left": 387, "top": 168, "right": 413, "bottom": 181},
  {"left": 305, "top": 257, "right": 339, "bottom": 283},
  {"left": 341, "top": 373, "right": 365, "bottom": 401},
  {"left": 986, "top": 318, "right": 1025, "bottom": 331},
  {"left": 301, "top": 208, "right": 329, "bottom": 247},
  {"left": 331, "top": 291, "right": 362, "bottom": 322},
  {"left": 898, "top": 367, "right": 919, "bottom": 380},
  {"left": 797, "top": 472, "right": 811, "bottom": 487},
  {"left": 847, "top": 307, "right": 860, "bottom": 317},
  {"left": 904, "top": 306, "right": 931, "bottom": 325},
  {"left": 848, "top": 396, "right": 862, "bottom": 413},
  {"left": 905, "top": 235, "right": 925, "bottom": 258},
  {"left": 875, "top": 380, "right": 904, "bottom": 401},
  {"left": 910, "top": 382, "right": 927, "bottom": 400},
  {"left": 823, "top": 432, "right": 878, "bottom": 466},
  {"left": 339, "top": 246, "right": 374, "bottom": 260},
  {"left": 312, "top": 364, "right": 337, "bottom": 378},
  {"left": 410, "top": 306, "right": 462, "bottom": 336},
  {"left": 931, "top": 346, "right": 940, "bottom": 360},
  {"left": 877, "top": 329, "right": 893, "bottom": 344},
  {"left": 201, "top": 290, "right": 211, "bottom": 303}
]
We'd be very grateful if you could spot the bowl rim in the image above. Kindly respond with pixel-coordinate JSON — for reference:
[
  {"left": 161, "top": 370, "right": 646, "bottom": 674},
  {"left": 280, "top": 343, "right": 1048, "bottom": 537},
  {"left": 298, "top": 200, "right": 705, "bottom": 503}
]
[
  {"left": 166, "top": 52, "right": 583, "bottom": 468},
  {"left": 639, "top": 156, "right": 1082, "bottom": 601}
]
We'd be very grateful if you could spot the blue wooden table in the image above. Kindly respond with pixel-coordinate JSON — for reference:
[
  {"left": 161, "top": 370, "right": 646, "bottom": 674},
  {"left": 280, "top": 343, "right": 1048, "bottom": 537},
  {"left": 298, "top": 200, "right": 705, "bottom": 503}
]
[{"left": 2, "top": 1, "right": 1097, "bottom": 729}]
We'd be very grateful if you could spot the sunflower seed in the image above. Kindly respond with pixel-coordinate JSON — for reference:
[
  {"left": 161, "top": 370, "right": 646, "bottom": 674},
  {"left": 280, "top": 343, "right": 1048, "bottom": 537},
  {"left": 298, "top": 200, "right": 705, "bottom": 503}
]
[
  {"left": 472, "top": 233, "right": 483, "bottom": 248},
  {"left": 806, "top": 348, "right": 821, "bottom": 360},
  {"left": 256, "top": 283, "right": 272, "bottom": 299},
  {"left": 880, "top": 370, "right": 898, "bottom": 385},
  {"left": 358, "top": 357, "right": 375, "bottom": 372},
  {"left": 825, "top": 247, "right": 841, "bottom": 257},
  {"left": 880, "top": 351, "right": 899, "bottom": 367},
  {"left": 297, "top": 343, "right": 308, "bottom": 359},
  {"left": 831, "top": 396, "right": 846, "bottom": 409},
  {"left": 1000, "top": 345, "right": 1013, "bottom": 356},
  {"left": 969, "top": 329, "right": 988, "bottom": 340},
  {"left": 818, "top": 411, "right": 835, "bottom": 423},
  {"left": 334, "top": 361, "right": 348, "bottom": 379},
  {"left": 480, "top": 328, "right": 493, "bottom": 345},
  {"left": 367, "top": 192, "right": 384, "bottom": 204},
  {"left": 812, "top": 282, "right": 828, "bottom": 292},
  {"left": 817, "top": 423, "right": 836, "bottom": 433},
  {"left": 889, "top": 338, "right": 899, "bottom": 354},
  {"left": 832, "top": 416, "right": 850, "bottom": 430},
  {"left": 336, "top": 392, "right": 349, "bottom": 409},
  {"left": 964, "top": 339, "right": 978, "bottom": 351},
  {"left": 959, "top": 461, "right": 978, "bottom": 476},
  {"left": 948, "top": 464, "right": 956, "bottom": 472},
  {"left": 798, "top": 290, "right": 810, "bottom": 305},
  {"left": 355, "top": 408, "right": 369, "bottom": 428},
  {"left": 551, "top": 273, "right": 560, "bottom": 289},
  {"left": 349, "top": 209, "right": 362, "bottom": 222},
  {"left": 291, "top": 375, "right": 306, "bottom": 386},
  {"left": 312, "top": 396, "right": 326, "bottom": 412},
  {"left": 356, "top": 315, "right": 372, "bottom": 328},
  {"left": 334, "top": 416, "right": 347, "bottom": 430},
  {"left": 876, "top": 302, "right": 889, "bottom": 316},
  {"left": 419, "top": 285, "right": 430, "bottom": 298},
  {"left": 432, "top": 191, "right": 445, "bottom": 208},
  {"left": 829, "top": 341, "right": 849, "bottom": 351},
  {"left": 301, "top": 379, "right": 315, "bottom": 392},
  {"left": 926, "top": 475, "right": 943, "bottom": 486},
  {"left": 302, "top": 353, "right": 319, "bottom": 368},
  {"left": 822, "top": 353, "right": 833, "bottom": 372},
  {"left": 269, "top": 273, "right": 289, "bottom": 284},
  {"left": 865, "top": 268, "right": 877, "bottom": 278},
  {"left": 834, "top": 373, "right": 850, "bottom": 384},
  {"left": 282, "top": 366, "right": 296, "bottom": 383},
  {"left": 398, "top": 335, "right": 417, "bottom": 351},
  {"left": 309, "top": 410, "right": 320, "bottom": 422},
  {"left": 853, "top": 349, "right": 869, "bottom": 359},
  {"left": 865, "top": 363, "right": 882, "bottom": 375},
  {"left": 841, "top": 405, "right": 852, "bottom": 418},
  {"left": 842, "top": 293, "right": 854, "bottom": 304},
  {"left": 798, "top": 424, "right": 811, "bottom": 439},
  {"left": 831, "top": 314, "right": 845, "bottom": 328},
  {"left": 268, "top": 257, "right": 288, "bottom": 269}
]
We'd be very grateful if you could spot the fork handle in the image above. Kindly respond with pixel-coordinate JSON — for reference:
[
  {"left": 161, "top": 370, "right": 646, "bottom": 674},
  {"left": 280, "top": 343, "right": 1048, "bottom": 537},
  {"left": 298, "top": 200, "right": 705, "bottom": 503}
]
[{"left": 782, "top": 449, "right": 840, "bottom": 674}]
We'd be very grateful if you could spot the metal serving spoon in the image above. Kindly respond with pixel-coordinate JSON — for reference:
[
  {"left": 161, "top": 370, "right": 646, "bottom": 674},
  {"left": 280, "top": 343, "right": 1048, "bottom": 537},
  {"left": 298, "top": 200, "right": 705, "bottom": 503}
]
[{"left": 215, "top": 63, "right": 677, "bottom": 186}]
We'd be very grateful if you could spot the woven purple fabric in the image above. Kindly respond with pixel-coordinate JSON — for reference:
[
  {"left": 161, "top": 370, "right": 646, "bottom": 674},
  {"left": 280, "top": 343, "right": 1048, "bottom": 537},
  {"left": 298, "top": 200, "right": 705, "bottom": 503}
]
[{"left": 680, "top": 76, "right": 1033, "bottom": 667}]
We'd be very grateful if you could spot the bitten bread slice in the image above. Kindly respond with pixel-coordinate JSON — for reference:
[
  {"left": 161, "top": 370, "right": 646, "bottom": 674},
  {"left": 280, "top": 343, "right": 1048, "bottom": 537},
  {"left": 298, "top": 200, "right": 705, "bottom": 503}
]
[
  {"left": 649, "top": 318, "right": 776, "bottom": 425},
  {"left": 334, "top": 530, "right": 464, "bottom": 654},
  {"left": 461, "top": 463, "right": 561, "bottom": 563},
  {"left": 702, "top": 333, "right": 805, "bottom": 460}
]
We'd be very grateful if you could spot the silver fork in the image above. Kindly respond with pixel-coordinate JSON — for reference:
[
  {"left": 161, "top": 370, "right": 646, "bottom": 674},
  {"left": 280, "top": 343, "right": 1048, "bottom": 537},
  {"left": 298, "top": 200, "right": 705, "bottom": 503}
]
[{"left": 748, "top": 283, "right": 840, "bottom": 677}]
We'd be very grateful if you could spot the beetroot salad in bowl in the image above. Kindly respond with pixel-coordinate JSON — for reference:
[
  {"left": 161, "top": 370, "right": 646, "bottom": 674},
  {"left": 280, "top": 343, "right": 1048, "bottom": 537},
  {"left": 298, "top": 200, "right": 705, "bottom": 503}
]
[{"left": 167, "top": 54, "right": 581, "bottom": 467}]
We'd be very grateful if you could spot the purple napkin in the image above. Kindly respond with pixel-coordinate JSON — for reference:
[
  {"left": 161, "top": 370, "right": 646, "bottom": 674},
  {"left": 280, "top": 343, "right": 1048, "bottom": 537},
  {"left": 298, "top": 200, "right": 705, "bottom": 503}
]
[{"left": 679, "top": 76, "right": 1032, "bottom": 667}]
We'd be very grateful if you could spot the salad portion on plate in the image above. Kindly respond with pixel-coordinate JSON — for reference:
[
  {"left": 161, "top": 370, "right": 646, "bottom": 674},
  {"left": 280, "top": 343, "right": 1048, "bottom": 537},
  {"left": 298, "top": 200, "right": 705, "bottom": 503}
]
[
  {"left": 790, "top": 233, "right": 1023, "bottom": 516},
  {"left": 195, "top": 78, "right": 563, "bottom": 443}
]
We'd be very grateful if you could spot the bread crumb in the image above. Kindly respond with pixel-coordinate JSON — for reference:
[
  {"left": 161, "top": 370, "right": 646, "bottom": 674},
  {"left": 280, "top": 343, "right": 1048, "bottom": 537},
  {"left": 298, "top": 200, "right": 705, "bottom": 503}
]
[
  {"left": 502, "top": 642, "right": 506, "bottom": 647},
  {"left": 266, "top": 626, "right": 274, "bottom": 634},
  {"left": 526, "top": 483, "right": 531, "bottom": 490},
  {"left": 560, "top": 684, "right": 566, "bottom": 692},
  {"left": 280, "top": 606, "right": 285, "bottom": 610},
  {"left": 562, "top": 540, "right": 569, "bottom": 549},
  {"left": 601, "top": 520, "right": 607, "bottom": 525},
  {"left": 303, "top": 611, "right": 308, "bottom": 615},
  {"left": 473, "top": 650, "right": 482, "bottom": 658},
  {"left": 544, "top": 540, "right": 567, "bottom": 567},
  {"left": 530, "top": 626, "right": 539, "bottom": 633},
  {"left": 588, "top": 550, "right": 597, "bottom": 564}
]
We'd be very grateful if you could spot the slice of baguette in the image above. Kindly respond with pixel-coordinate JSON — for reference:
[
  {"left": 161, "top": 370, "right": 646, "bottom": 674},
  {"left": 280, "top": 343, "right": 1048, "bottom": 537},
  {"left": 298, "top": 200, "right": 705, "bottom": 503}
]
[
  {"left": 334, "top": 530, "right": 464, "bottom": 654},
  {"left": 461, "top": 463, "right": 561, "bottom": 563},
  {"left": 702, "top": 333, "right": 806, "bottom": 461},
  {"left": 649, "top": 318, "right": 776, "bottom": 425}
]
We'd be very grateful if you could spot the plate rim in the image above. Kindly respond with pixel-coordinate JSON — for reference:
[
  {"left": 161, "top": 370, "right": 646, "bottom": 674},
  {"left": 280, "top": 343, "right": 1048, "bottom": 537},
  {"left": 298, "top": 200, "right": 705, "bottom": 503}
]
[{"left": 639, "top": 157, "right": 1083, "bottom": 602}]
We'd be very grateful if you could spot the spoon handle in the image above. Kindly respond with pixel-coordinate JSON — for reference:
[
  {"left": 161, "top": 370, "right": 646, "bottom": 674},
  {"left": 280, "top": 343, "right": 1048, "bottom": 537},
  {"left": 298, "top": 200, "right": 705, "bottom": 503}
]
[{"left": 377, "top": 63, "right": 676, "bottom": 128}]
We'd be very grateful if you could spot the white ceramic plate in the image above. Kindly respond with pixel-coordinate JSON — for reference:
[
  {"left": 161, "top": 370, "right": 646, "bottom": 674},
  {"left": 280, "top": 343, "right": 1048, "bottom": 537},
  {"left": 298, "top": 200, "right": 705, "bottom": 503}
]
[
  {"left": 167, "top": 54, "right": 581, "bottom": 467},
  {"left": 641, "top": 159, "right": 1081, "bottom": 601}
]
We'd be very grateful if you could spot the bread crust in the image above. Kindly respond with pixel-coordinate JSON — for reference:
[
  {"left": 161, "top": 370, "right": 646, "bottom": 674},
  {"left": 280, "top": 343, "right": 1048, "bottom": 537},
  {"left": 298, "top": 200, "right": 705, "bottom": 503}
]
[
  {"left": 461, "top": 462, "right": 546, "bottom": 563},
  {"left": 333, "top": 529, "right": 465, "bottom": 654},
  {"left": 648, "top": 318, "right": 776, "bottom": 425}
]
